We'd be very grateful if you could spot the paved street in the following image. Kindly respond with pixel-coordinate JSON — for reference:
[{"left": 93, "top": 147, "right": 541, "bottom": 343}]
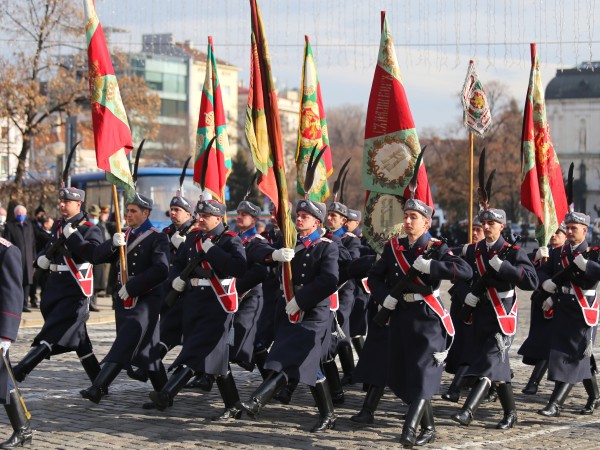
[{"left": 3, "top": 286, "right": 600, "bottom": 449}]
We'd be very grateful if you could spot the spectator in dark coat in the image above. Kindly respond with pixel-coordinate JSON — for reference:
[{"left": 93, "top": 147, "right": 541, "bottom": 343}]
[{"left": 3, "top": 205, "right": 36, "bottom": 312}]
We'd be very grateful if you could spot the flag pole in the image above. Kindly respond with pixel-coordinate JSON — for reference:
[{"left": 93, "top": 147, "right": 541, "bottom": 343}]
[
  {"left": 112, "top": 185, "right": 127, "bottom": 284},
  {"left": 468, "top": 131, "right": 474, "bottom": 243}
]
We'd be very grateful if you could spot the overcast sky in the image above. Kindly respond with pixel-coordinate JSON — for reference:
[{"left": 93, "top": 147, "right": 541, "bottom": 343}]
[{"left": 7, "top": 0, "right": 600, "bottom": 135}]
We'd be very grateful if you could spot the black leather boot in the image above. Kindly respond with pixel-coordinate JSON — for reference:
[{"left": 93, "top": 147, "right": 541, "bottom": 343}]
[
  {"left": 579, "top": 376, "right": 599, "bottom": 415},
  {"left": 522, "top": 360, "right": 548, "bottom": 395},
  {"left": 415, "top": 400, "right": 435, "bottom": 446},
  {"left": 350, "top": 384, "right": 384, "bottom": 424},
  {"left": 0, "top": 391, "right": 33, "bottom": 449},
  {"left": 399, "top": 399, "right": 427, "bottom": 448},
  {"left": 80, "top": 362, "right": 122, "bottom": 404},
  {"left": 240, "top": 371, "right": 287, "bottom": 418},
  {"left": 148, "top": 366, "right": 193, "bottom": 411},
  {"left": 496, "top": 383, "right": 517, "bottom": 429},
  {"left": 338, "top": 342, "right": 356, "bottom": 386},
  {"left": 12, "top": 344, "right": 51, "bottom": 382},
  {"left": 273, "top": 378, "right": 298, "bottom": 405},
  {"left": 537, "top": 382, "right": 573, "bottom": 417},
  {"left": 441, "top": 365, "right": 469, "bottom": 403},
  {"left": 142, "top": 363, "right": 170, "bottom": 410},
  {"left": 186, "top": 373, "right": 215, "bottom": 391},
  {"left": 481, "top": 382, "right": 498, "bottom": 404},
  {"left": 253, "top": 348, "right": 270, "bottom": 380},
  {"left": 351, "top": 336, "right": 364, "bottom": 357},
  {"left": 78, "top": 352, "right": 101, "bottom": 384},
  {"left": 323, "top": 359, "right": 344, "bottom": 404},
  {"left": 309, "top": 379, "right": 337, "bottom": 432},
  {"left": 213, "top": 368, "right": 243, "bottom": 421},
  {"left": 451, "top": 378, "right": 490, "bottom": 426}
]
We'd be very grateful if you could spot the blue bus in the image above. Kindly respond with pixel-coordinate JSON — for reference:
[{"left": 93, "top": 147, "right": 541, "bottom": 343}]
[{"left": 70, "top": 168, "right": 202, "bottom": 229}]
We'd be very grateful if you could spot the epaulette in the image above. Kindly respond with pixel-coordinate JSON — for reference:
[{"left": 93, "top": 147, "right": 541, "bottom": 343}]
[
  {"left": 150, "top": 227, "right": 162, "bottom": 233},
  {"left": 343, "top": 232, "right": 357, "bottom": 238},
  {"left": 83, "top": 221, "right": 95, "bottom": 227},
  {"left": 225, "top": 231, "right": 237, "bottom": 237},
  {"left": 319, "top": 237, "right": 332, "bottom": 243},
  {"left": 0, "top": 237, "right": 12, "bottom": 247}
]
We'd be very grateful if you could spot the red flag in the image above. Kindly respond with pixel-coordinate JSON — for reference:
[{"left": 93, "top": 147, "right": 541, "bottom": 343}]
[
  {"left": 362, "top": 12, "right": 433, "bottom": 252},
  {"left": 193, "top": 36, "right": 232, "bottom": 203},
  {"left": 84, "top": 0, "right": 134, "bottom": 196},
  {"left": 521, "top": 43, "right": 568, "bottom": 246}
]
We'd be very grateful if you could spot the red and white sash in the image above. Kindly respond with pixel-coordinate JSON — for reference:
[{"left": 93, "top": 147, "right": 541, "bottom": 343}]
[
  {"left": 361, "top": 277, "right": 371, "bottom": 294},
  {"left": 475, "top": 250, "right": 517, "bottom": 335},
  {"left": 561, "top": 252, "right": 599, "bottom": 326},
  {"left": 196, "top": 239, "right": 238, "bottom": 313},
  {"left": 391, "top": 240, "right": 455, "bottom": 336},
  {"left": 56, "top": 225, "right": 94, "bottom": 297}
]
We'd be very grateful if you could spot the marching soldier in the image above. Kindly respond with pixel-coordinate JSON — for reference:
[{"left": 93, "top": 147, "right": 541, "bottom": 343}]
[
  {"left": 451, "top": 208, "right": 538, "bottom": 430},
  {"left": 325, "top": 202, "right": 361, "bottom": 388},
  {"left": 0, "top": 238, "right": 33, "bottom": 448},
  {"left": 13, "top": 187, "right": 103, "bottom": 385},
  {"left": 442, "top": 216, "right": 485, "bottom": 403},
  {"left": 518, "top": 223, "right": 567, "bottom": 396},
  {"left": 240, "top": 199, "right": 340, "bottom": 433},
  {"left": 79, "top": 193, "right": 170, "bottom": 404},
  {"left": 537, "top": 211, "right": 600, "bottom": 417},
  {"left": 148, "top": 194, "right": 247, "bottom": 416},
  {"left": 368, "top": 198, "right": 472, "bottom": 447}
]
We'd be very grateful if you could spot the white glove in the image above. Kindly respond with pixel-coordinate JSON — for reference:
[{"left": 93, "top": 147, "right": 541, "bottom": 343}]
[
  {"left": 285, "top": 297, "right": 300, "bottom": 315},
  {"left": 201, "top": 238, "right": 214, "bottom": 253},
  {"left": 0, "top": 340, "right": 10, "bottom": 355},
  {"left": 489, "top": 255, "right": 503, "bottom": 272},
  {"left": 535, "top": 246, "right": 549, "bottom": 261},
  {"left": 542, "top": 298, "right": 554, "bottom": 312},
  {"left": 37, "top": 254, "right": 51, "bottom": 270},
  {"left": 63, "top": 222, "right": 77, "bottom": 239},
  {"left": 574, "top": 254, "right": 588, "bottom": 271},
  {"left": 272, "top": 248, "right": 295, "bottom": 262},
  {"left": 412, "top": 255, "right": 432, "bottom": 274},
  {"left": 172, "top": 276, "right": 186, "bottom": 292},
  {"left": 112, "top": 232, "right": 126, "bottom": 247},
  {"left": 383, "top": 295, "right": 398, "bottom": 310},
  {"left": 542, "top": 279, "right": 557, "bottom": 293},
  {"left": 170, "top": 233, "right": 186, "bottom": 249},
  {"left": 464, "top": 293, "right": 480, "bottom": 307},
  {"left": 118, "top": 285, "right": 129, "bottom": 300}
]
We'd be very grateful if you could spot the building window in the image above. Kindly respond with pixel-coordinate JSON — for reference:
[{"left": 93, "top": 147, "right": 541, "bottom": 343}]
[
  {"left": 1, "top": 126, "right": 7, "bottom": 141},
  {"left": 0, "top": 154, "right": 8, "bottom": 176},
  {"left": 160, "top": 99, "right": 188, "bottom": 117}
]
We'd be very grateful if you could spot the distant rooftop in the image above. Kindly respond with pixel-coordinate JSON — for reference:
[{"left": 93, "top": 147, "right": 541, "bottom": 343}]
[{"left": 546, "top": 61, "right": 600, "bottom": 100}]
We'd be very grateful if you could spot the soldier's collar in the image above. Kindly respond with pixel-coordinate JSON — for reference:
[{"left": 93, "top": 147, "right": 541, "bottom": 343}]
[
  {"left": 203, "top": 222, "right": 224, "bottom": 239},
  {"left": 332, "top": 226, "right": 347, "bottom": 237},
  {"left": 240, "top": 227, "right": 258, "bottom": 240},
  {"left": 131, "top": 218, "right": 153, "bottom": 235},
  {"left": 299, "top": 229, "right": 321, "bottom": 248}
]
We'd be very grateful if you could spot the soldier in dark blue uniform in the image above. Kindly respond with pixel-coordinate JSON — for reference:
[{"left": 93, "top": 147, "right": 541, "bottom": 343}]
[
  {"left": 209, "top": 200, "right": 294, "bottom": 421},
  {"left": 148, "top": 195, "right": 247, "bottom": 417},
  {"left": 451, "top": 208, "right": 538, "bottom": 431},
  {"left": 518, "top": 223, "right": 566, "bottom": 396},
  {"left": 0, "top": 238, "right": 33, "bottom": 448},
  {"left": 13, "top": 187, "right": 103, "bottom": 386},
  {"left": 240, "top": 199, "right": 340, "bottom": 433},
  {"left": 79, "top": 193, "right": 170, "bottom": 404},
  {"left": 346, "top": 209, "right": 371, "bottom": 359},
  {"left": 442, "top": 216, "right": 485, "bottom": 403},
  {"left": 325, "top": 202, "right": 361, "bottom": 388},
  {"left": 369, "top": 198, "right": 472, "bottom": 447},
  {"left": 537, "top": 211, "right": 600, "bottom": 417}
]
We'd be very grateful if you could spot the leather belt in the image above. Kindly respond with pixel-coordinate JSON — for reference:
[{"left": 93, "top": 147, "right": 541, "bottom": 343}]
[
  {"left": 561, "top": 286, "right": 596, "bottom": 296},
  {"left": 190, "top": 278, "right": 233, "bottom": 287},
  {"left": 403, "top": 290, "right": 440, "bottom": 302},
  {"left": 50, "top": 263, "right": 91, "bottom": 272}
]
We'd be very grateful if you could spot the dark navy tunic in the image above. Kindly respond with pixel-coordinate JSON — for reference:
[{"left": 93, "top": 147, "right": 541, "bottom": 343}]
[
  {"left": 159, "top": 219, "right": 195, "bottom": 351},
  {"left": 368, "top": 234, "right": 472, "bottom": 403},
  {"left": 230, "top": 227, "right": 272, "bottom": 367},
  {"left": 518, "top": 248, "right": 555, "bottom": 365},
  {"left": 463, "top": 237, "right": 538, "bottom": 382},
  {"left": 538, "top": 241, "right": 600, "bottom": 384},
  {"left": 34, "top": 213, "right": 102, "bottom": 354},
  {"left": 90, "top": 219, "right": 169, "bottom": 371},
  {"left": 0, "top": 239, "right": 23, "bottom": 403},
  {"left": 169, "top": 223, "right": 246, "bottom": 376},
  {"left": 334, "top": 229, "right": 361, "bottom": 343},
  {"left": 265, "top": 232, "right": 339, "bottom": 386}
]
